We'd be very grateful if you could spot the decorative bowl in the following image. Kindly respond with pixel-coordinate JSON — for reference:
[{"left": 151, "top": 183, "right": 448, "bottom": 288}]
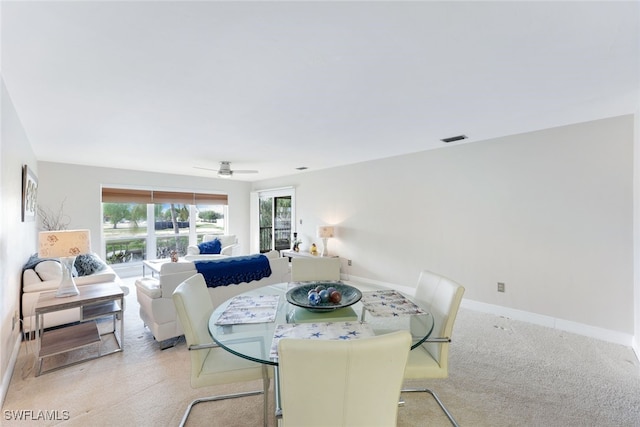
[{"left": 286, "top": 282, "right": 362, "bottom": 312}]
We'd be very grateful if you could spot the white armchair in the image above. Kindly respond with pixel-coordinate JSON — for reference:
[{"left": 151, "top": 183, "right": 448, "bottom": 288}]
[{"left": 185, "top": 234, "right": 238, "bottom": 260}]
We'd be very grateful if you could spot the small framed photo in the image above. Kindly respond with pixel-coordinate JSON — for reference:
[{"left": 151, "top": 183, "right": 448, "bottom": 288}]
[{"left": 22, "top": 165, "right": 38, "bottom": 222}]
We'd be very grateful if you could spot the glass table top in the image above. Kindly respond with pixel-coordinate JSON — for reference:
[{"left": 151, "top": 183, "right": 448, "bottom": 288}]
[{"left": 208, "top": 280, "right": 435, "bottom": 366}]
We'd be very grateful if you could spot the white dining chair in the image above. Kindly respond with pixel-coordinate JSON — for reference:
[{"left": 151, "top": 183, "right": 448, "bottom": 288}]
[
  {"left": 277, "top": 331, "right": 412, "bottom": 427},
  {"left": 290, "top": 257, "right": 341, "bottom": 281},
  {"left": 401, "top": 270, "right": 465, "bottom": 427},
  {"left": 172, "top": 273, "right": 272, "bottom": 427}
]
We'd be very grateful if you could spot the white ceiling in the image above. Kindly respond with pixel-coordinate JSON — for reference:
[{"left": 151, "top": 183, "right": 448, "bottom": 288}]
[{"left": 2, "top": 1, "right": 639, "bottom": 181}]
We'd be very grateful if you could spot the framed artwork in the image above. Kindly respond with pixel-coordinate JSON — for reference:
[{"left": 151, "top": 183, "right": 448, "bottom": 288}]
[{"left": 22, "top": 165, "right": 38, "bottom": 222}]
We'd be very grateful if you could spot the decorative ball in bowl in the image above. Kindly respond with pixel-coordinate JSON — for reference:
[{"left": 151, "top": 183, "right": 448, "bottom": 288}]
[{"left": 286, "top": 282, "right": 362, "bottom": 312}]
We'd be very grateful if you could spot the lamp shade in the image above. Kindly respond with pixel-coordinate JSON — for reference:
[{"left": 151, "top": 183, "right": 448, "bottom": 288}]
[
  {"left": 38, "top": 229, "right": 91, "bottom": 258},
  {"left": 317, "top": 226, "right": 335, "bottom": 239}
]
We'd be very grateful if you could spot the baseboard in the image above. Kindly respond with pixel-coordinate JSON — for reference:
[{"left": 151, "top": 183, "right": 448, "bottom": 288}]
[
  {"left": 461, "top": 299, "right": 634, "bottom": 347},
  {"left": 1, "top": 332, "right": 22, "bottom": 407},
  {"left": 344, "top": 274, "right": 635, "bottom": 348}
]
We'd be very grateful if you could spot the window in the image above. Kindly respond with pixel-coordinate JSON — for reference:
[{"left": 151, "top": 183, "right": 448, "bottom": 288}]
[{"left": 101, "top": 187, "right": 228, "bottom": 265}]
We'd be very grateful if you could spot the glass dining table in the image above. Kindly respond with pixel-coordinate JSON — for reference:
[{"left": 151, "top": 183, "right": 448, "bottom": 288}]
[{"left": 208, "top": 279, "right": 435, "bottom": 418}]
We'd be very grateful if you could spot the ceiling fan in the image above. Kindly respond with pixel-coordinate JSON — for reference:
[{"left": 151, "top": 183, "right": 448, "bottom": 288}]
[{"left": 194, "top": 161, "right": 258, "bottom": 178}]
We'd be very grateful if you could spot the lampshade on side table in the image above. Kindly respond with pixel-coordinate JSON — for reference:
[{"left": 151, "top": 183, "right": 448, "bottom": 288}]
[
  {"left": 38, "top": 230, "right": 91, "bottom": 298},
  {"left": 316, "top": 225, "right": 335, "bottom": 257}
]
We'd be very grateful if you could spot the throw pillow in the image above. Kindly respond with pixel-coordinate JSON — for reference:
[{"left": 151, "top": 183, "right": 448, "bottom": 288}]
[
  {"left": 34, "top": 260, "right": 63, "bottom": 281},
  {"left": 74, "top": 254, "right": 107, "bottom": 276},
  {"left": 198, "top": 238, "right": 222, "bottom": 254}
]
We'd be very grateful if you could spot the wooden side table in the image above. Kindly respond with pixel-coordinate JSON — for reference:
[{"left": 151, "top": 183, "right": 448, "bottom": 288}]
[{"left": 34, "top": 281, "right": 124, "bottom": 376}]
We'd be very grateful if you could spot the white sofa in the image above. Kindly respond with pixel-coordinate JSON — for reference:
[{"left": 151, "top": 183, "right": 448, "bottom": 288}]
[
  {"left": 184, "top": 234, "right": 238, "bottom": 260},
  {"left": 21, "top": 254, "right": 129, "bottom": 334},
  {"left": 135, "top": 251, "right": 290, "bottom": 347}
]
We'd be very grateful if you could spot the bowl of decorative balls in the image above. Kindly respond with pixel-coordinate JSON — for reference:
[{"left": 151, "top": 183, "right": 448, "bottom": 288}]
[{"left": 286, "top": 282, "right": 362, "bottom": 313}]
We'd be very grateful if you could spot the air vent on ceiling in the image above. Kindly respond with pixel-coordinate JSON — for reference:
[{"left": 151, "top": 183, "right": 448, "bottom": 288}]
[{"left": 441, "top": 135, "right": 468, "bottom": 143}]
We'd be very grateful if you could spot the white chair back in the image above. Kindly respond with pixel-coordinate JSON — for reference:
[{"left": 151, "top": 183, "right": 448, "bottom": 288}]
[
  {"left": 278, "top": 331, "right": 411, "bottom": 427},
  {"left": 290, "top": 257, "right": 341, "bottom": 281},
  {"left": 414, "top": 270, "right": 465, "bottom": 369},
  {"left": 172, "top": 273, "right": 215, "bottom": 385}
]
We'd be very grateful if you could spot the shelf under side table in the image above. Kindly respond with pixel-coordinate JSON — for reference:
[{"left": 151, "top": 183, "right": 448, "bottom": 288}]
[{"left": 39, "top": 321, "right": 101, "bottom": 359}]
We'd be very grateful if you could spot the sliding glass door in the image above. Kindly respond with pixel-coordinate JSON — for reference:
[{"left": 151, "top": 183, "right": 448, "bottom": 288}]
[
  {"left": 254, "top": 187, "right": 295, "bottom": 253},
  {"left": 259, "top": 196, "right": 292, "bottom": 252}
]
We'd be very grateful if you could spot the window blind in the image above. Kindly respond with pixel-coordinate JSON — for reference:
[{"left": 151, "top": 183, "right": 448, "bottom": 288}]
[{"left": 101, "top": 187, "right": 228, "bottom": 205}]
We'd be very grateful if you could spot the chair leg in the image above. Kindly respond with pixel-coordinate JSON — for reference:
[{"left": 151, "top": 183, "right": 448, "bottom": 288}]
[
  {"left": 401, "top": 387, "right": 459, "bottom": 427},
  {"left": 178, "top": 390, "right": 263, "bottom": 427},
  {"left": 262, "top": 365, "right": 271, "bottom": 427}
]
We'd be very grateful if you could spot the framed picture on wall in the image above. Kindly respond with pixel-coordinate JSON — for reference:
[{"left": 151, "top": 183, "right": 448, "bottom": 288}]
[{"left": 22, "top": 165, "right": 38, "bottom": 222}]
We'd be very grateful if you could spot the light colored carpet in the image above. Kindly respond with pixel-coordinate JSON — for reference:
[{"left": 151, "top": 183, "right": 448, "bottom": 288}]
[{"left": 3, "top": 276, "right": 640, "bottom": 426}]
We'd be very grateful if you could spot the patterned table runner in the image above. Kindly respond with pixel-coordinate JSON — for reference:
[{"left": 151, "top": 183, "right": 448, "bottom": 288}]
[
  {"left": 360, "top": 290, "right": 426, "bottom": 317},
  {"left": 270, "top": 321, "right": 374, "bottom": 358},
  {"left": 215, "top": 295, "right": 280, "bottom": 325}
]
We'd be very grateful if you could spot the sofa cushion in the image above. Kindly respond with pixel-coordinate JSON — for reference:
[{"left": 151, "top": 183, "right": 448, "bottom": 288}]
[
  {"left": 75, "top": 253, "right": 107, "bottom": 276},
  {"left": 75, "top": 271, "right": 117, "bottom": 285},
  {"left": 198, "top": 238, "right": 222, "bottom": 254},
  {"left": 24, "top": 268, "right": 118, "bottom": 293}
]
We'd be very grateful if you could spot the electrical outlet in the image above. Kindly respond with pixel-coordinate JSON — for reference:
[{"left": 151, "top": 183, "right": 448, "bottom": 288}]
[
  {"left": 348, "top": 259, "right": 352, "bottom": 266},
  {"left": 497, "top": 282, "right": 505, "bottom": 293}
]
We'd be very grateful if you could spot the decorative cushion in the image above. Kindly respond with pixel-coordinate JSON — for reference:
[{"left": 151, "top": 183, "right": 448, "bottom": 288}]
[
  {"left": 74, "top": 253, "right": 107, "bottom": 276},
  {"left": 198, "top": 238, "right": 222, "bottom": 254},
  {"left": 34, "top": 260, "right": 62, "bottom": 281}
]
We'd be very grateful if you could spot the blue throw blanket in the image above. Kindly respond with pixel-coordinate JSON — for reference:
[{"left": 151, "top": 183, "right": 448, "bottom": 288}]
[
  {"left": 194, "top": 254, "right": 272, "bottom": 288},
  {"left": 23, "top": 253, "right": 56, "bottom": 271}
]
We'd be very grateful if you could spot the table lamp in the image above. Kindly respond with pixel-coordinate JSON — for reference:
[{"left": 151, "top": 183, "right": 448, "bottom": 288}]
[
  {"left": 316, "top": 225, "right": 335, "bottom": 257},
  {"left": 38, "top": 229, "right": 91, "bottom": 297}
]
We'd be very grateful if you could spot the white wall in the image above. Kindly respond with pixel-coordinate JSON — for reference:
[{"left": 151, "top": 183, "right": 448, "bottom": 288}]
[
  {"left": 36, "top": 162, "right": 253, "bottom": 260},
  {"left": 634, "top": 85, "right": 640, "bottom": 356},
  {"left": 254, "top": 115, "right": 635, "bottom": 342},
  {"left": 0, "top": 78, "right": 39, "bottom": 405}
]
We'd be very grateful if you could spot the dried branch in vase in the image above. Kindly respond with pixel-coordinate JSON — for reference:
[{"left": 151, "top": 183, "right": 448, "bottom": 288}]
[{"left": 38, "top": 200, "right": 70, "bottom": 231}]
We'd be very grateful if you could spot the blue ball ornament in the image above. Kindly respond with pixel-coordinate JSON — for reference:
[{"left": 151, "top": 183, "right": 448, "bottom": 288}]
[
  {"left": 319, "top": 289, "right": 330, "bottom": 303},
  {"left": 308, "top": 291, "right": 321, "bottom": 306}
]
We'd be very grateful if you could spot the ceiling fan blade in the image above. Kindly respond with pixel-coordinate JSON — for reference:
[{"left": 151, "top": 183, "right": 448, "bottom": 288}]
[
  {"left": 193, "top": 166, "right": 219, "bottom": 172},
  {"left": 194, "top": 162, "right": 259, "bottom": 176}
]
